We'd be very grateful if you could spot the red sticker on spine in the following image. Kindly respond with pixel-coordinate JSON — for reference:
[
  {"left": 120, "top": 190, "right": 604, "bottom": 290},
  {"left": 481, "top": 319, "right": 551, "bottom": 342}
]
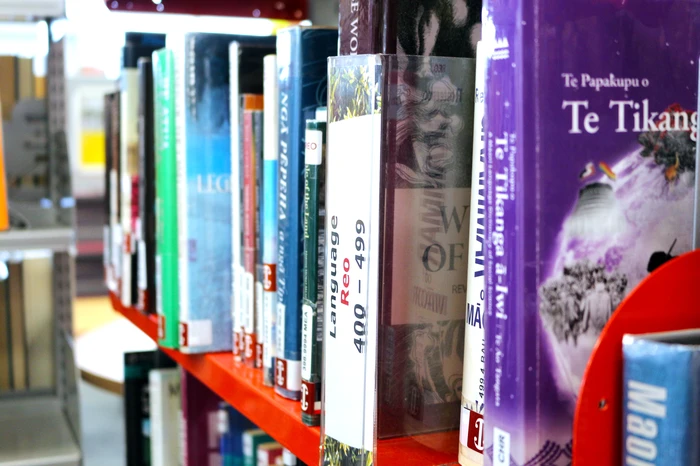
[
  {"left": 275, "top": 358, "right": 287, "bottom": 389},
  {"left": 263, "top": 264, "right": 276, "bottom": 292},
  {"left": 301, "top": 380, "right": 319, "bottom": 416},
  {"left": 179, "top": 322, "right": 188, "bottom": 347},
  {"left": 466, "top": 411, "right": 485, "bottom": 454}
]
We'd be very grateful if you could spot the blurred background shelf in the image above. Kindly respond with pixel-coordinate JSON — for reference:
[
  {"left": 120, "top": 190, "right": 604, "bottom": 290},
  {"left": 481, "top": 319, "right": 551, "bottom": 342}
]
[
  {"left": 0, "top": 396, "right": 81, "bottom": 466},
  {"left": 0, "top": 227, "right": 74, "bottom": 252}
]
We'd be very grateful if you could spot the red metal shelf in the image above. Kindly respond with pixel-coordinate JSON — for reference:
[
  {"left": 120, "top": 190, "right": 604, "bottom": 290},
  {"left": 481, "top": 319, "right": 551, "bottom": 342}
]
[
  {"left": 110, "top": 291, "right": 460, "bottom": 466},
  {"left": 573, "top": 249, "right": 700, "bottom": 465}
]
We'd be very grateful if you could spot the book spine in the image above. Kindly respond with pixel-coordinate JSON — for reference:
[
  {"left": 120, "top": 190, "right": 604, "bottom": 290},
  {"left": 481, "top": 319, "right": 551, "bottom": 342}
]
[
  {"left": 262, "top": 54, "right": 279, "bottom": 387},
  {"left": 104, "top": 93, "right": 113, "bottom": 284},
  {"left": 254, "top": 110, "right": 265, "bottom": 370},
  {"left": 275, "top": 26, "right": 337, "bottom": 401},
  {"left": 275, "top": 28, "right": 302, "bottom": 400},
  {"left": 230, "top": 42, "right": 243, "bottom": 362},
  {"left": 301, "top": 120, "right": 325, "bottom": 426},
  {"left": 243, "top": 105, "right": 257, "bottom": 366},
  {"left": 137, "top": 58, "right": 150, "bottom": 312},
  {"left": 120, "top": 70, "right": 139, "bottom": 306},
  {"left": 484, "top": 1, "right": 526, "bottom": 463},
  {"left": 622, "top": 338, "right": 696, "bottom": 466},
  {"left": 338, "top": 0, "right": 382, "bottom": 55},
  {"left": 111, "top": 92, "right": 122, "bottom": 290},
  {"left": 178, "top": 34, "right": 233, "bottom": 354},
  {"left": 459, "top": 41, "right": 486, "bottom": 466},
  {"left": 153, "top": 49, "right": 179, "bottom": 349},
  {"left": 171, "top": 34, "right": 190, "bottom": 348},
  {"left": 322, "top": 54, "right": 382, "bottom": 466}
]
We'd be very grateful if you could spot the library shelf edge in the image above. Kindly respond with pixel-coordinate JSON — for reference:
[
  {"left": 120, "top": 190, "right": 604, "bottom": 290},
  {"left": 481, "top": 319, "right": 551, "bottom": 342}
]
[{"left": 109, "top": 291, "right": 461, "bottom": 466}]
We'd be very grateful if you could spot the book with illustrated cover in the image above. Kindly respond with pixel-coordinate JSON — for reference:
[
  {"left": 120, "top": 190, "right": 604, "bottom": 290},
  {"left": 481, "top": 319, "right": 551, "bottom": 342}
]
[
  {"left": 180, "top": 369, "right": 222, "bottom": 466},
  {"left": 300, "top": 118, "right": 326, "bottom": 426},
  {"left": 242, "top": 94, "right": 264, "bottom": 367},
  {"left": 459, "top": 41, "right": 486, "bottom": 466},
  {"left": 137, "top": 56, "right": 156, "bottom": 314},
  {"left": 275, "top": 25, "right": 338, "bottom": 401},
  {"left": 170, "top": 32, "right": 235, "bottom": 353},
  {"left": 229, "top": 37, "right": 276, "bottom": 362},
  {"left": 623, "top": 330, "right": 700, "bottom": 466},
  {"left": 149, "top": 368, "right": 181, "bottom": 466},
  {"left": 153, "top": 48, "right": 179, "bottom": 349},
  {"left": 483, "top": 2, "right": 700, "bottom": 463},
  {"left": 338, "top": 0, "right": 481, "bottom": 57},
  {"left": 262, "top": 54, "right": 279, "bottom": 387},
  {"left": 322, "top": 54, "right": 475, "bottom": 465}
]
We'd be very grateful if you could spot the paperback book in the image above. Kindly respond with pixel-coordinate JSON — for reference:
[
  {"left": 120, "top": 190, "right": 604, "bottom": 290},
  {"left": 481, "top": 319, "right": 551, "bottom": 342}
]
[
  {"left": 153, "top": 48, "right": 179, "bottom": 349},
  {"left": 262, "top": 54, "right": 279, "bottom": 386},
  {"left": 459, "top": 41, "right": 486, "bottom": 466},
  {"left": 275, "top": 25, "right": 338, "bottom": 401},
  {"left": 483, "top": 2, "right": 700, "bottom": 463},
  {"left": 170, "top": 32, "right": 235, "bottom": 353},
  {"left": 300, "top": 118, "right": 326, "bottom": 426},
  {"left": 623, "top": 330, "right": 700, "bottom": 466},
  {"left": 322, "top": 54, "right": 475, "bottom": 464},
  {"left": 229, "top": 37, "right": 276, "bottom": 361}
]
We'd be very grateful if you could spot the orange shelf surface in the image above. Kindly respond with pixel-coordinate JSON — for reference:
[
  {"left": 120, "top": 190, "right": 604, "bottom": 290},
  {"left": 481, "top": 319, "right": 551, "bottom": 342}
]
[{"left": 110, "top": 291, "right": 461, "bottom": 466}]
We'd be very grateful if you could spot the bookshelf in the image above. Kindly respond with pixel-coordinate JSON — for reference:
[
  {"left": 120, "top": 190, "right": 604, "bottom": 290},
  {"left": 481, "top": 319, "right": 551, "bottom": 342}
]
[{"left": 109, "top": 291, "right": 461, "bottom": 466}]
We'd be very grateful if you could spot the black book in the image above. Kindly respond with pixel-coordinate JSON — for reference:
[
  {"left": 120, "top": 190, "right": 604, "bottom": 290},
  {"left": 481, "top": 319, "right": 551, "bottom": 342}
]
[
  {"left": 124, "top": 350, "right": 175, "bottom": 466},
  {"left": 137, "top": 57, "right": 155, "bottom": 314}
]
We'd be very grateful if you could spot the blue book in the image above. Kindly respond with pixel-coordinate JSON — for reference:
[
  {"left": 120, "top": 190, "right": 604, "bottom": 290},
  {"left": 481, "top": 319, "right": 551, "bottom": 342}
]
[
  {"left": 623, "top": 330, "right": 700, "bottom": 466},
  {"left": 218, "top": 402, "right": 256, "bottom": 466},
  {"left": 169, "top": 32, "right": 235, "bottom": 353},
  {"left": 275, "top": 26, "right": 338, "bottom": 400}
]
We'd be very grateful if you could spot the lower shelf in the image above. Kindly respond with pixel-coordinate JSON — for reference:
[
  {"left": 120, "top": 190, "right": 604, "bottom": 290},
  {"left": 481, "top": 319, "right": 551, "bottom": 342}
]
[
  {"left": 0, "top": 396, "right": 81, "bottom": 466},
  {"left": 110, "top": 291, "right": 461, "bottom": 466}
]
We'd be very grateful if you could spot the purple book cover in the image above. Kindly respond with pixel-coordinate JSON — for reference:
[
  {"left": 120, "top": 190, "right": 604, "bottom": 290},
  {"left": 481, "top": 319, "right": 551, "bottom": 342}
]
[
  {"left": 181, "top": 370, "right": 222, "bottom": 466},
  {"left": 483, "top": 1, "right": 699, "bottom": 464}
]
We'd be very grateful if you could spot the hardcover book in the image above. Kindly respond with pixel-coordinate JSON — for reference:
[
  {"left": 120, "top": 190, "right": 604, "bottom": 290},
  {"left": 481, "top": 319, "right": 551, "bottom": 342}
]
[
  {"left": 301, "top": 118, "right": 326, "bottom": 426},
  {"left": 124, "top": 350, "right": 175, "bottom": 466},
  {"left": 104, "top": 92, "right": 115, "bottom": 287},
  {"left": 242, "top": 94, "right": 264, "bottom": 367},
  {"left": 109, "top": 91, "right": 122, "bottom": 290},
  {"left": 137, "top": 56, "right": 156, "bottom": 314},
  {"left": 262, "top": 54, "right": 279, "bottom": 387},
  {"left": 229, "top": 37, "right": 276, "bottom": 361},
  {"left": 275, "top": 25, "right": 338, "bottom": 401},
  {"left": 181, "top": 369, "right": 222, "bottom": 466},
  {"left": 623, "top": 330, "right": 700, "bottom": 466},
  {"left": 338, "top": 0, "right": 481, "bottom": 57},
  {"left": 153, "top": 48, "right": 179, "bottom": 349},
  {"left": 257, "top": 442, "right": 283, "bottom": 466},
  {"left": 242, "top": 429, "right": 273, "bottom": 466},
  {"left": 322, "top": 54, "right": 475, "bottom": 465},
  {"left": 459, "top": 41, "right": 486, "bottom": 466},
  {"left": 149, "top": 368, "right": 181, "bottom": 466},
  {"left": 483, "top": 2, "right": 700, "bottom": 463},
  {"left": 170, "top": 32, "right": 235, "bottom": 353},
  {"left": 218, "top": 402, "right": 256, "bottom": 466},
  {"left": 254, "top": 109, "right": 265, "bottom": 370}
]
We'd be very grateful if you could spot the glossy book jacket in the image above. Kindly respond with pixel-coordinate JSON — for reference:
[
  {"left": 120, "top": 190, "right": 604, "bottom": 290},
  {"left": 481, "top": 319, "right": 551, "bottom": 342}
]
[{"left": 483, "top": 1, "right": 700, "bottom": 463}]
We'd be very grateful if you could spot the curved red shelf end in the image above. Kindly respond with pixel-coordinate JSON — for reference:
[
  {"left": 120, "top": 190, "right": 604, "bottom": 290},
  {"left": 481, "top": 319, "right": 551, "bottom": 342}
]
[{"left": 573, "top": 249, "right": 700, "bottom": 465}]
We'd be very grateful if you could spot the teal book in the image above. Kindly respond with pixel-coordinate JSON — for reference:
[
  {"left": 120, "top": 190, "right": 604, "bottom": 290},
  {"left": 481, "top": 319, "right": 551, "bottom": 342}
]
[{"left": 153, "top": 48, "right": 179, "bottom": 349}]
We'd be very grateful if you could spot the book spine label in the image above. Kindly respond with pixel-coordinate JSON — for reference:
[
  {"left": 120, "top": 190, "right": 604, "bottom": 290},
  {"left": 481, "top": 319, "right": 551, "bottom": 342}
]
[
  {"left": 322, "top": 55, "right": 381, "bottom": 463},
  {"left": 483, "top": 3, "right": 524, "bottom": 462},
  {"left": 230, "top": 43, "right": 243, "bottom": 362},
  {"left": 154, "top": 49, "right": 179, "bottom": 348},
  {"left": 262, "top": 54, "right": 279, "bottom": 387},
  {"left": 275, "top": 27, "right": 337, "bottom": 401},
  {"left": 301, "top": 122, "right": 325, "bottom": 425},
  {"left": 460, "top": 42, "right": 486, "bottom": 466},
  {"left": 243, "top": 109, "right": 257, "bottom": 365}
]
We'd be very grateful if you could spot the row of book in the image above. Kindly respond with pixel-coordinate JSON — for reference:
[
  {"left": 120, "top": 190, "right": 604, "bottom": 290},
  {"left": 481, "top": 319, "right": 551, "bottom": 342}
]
[
  {"left": 125, "top": 349, "right": 305, "bottom": 466},
  {"left": 0, "top": 255, "right": 54, "bottom": 393},
  {"left": 103, "top": 0, "right": 700, "bottom": 465}
]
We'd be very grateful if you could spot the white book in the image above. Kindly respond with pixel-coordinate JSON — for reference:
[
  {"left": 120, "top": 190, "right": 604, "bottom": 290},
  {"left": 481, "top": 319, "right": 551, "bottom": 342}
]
[
  {"left": 230, "top": 41, "right": 244, "bottom": 361},
  {"left": 459, "top": 41, "right": 487, "bottom": 466},
  {"left": 149, "top": 368, "right": 181, "bottom": 466}
]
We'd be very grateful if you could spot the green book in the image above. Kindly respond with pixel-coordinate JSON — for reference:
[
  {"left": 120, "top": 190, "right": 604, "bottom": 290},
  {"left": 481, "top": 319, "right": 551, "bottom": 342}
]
[
  {"left": 300, "top": 117, "right": 326, "bottom": 426},
  {"left": 153, "top": 49, "right": 179, "bottom": 348},
  {"left": 242, "top": 429, "right": 273, "bottom": 466}
]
